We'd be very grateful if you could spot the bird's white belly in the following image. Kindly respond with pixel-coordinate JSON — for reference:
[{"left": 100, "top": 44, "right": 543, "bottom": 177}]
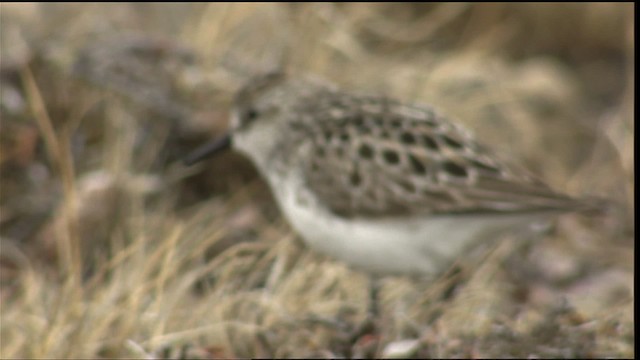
[{"left": 274, "top": 180, "right": 544, "bottom": 277}]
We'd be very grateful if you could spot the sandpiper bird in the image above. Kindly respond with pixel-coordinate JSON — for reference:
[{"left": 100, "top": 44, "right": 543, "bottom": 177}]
[{"left": 185, "top": 71, "right": 602, "bottom": 279}]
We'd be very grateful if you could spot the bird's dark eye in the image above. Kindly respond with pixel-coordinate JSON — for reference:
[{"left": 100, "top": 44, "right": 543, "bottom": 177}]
[{"left": 246, "top": 108, "right": 259, "bottom": 122}]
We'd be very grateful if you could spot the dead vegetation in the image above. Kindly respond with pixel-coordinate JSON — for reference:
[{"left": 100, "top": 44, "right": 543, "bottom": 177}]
[{"left": 0, "top": 3, "right": 634, "bottom": 358}]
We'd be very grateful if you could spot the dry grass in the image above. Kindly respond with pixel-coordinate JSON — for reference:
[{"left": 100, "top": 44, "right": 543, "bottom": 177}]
[{"left": 0, "top": 3, "right": 634, "bottom": 358}]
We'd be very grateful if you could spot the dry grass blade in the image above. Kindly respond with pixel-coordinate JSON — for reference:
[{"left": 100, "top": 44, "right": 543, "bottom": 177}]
[{"left": 20, "top": 66, "right": 83, "bottom": 287}]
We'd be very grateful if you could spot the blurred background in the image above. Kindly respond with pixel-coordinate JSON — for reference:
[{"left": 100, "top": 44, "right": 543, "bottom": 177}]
[{"left": 0, "top": 3, "right": 634, "bottom": 358}]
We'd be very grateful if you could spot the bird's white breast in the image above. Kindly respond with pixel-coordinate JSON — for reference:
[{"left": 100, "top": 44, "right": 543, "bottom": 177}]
[{"left": 270, "top": 173, "right": 548, "bottom": 277}]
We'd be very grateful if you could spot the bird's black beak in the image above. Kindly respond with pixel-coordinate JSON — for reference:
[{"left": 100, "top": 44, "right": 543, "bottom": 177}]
[{"left": 183, "top": 133, "right": 232, "bottom": 166}]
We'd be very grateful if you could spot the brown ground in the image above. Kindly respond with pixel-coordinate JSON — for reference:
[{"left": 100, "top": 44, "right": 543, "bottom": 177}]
[{"left": 0, "top": 3, "right": 634, "bottom": 359}]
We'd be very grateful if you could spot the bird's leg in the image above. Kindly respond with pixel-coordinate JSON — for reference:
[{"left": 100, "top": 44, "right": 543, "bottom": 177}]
[
  {"left": 346, "top": 275, "right": 381, "bottom": 344},
  {"left": 367, "top": 275, "right": 381, "bottom": 319}
]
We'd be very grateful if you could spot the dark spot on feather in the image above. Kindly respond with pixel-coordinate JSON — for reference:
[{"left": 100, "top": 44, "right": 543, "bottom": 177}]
[
  {"left": 442, "top": 135, "right": 464, "bottom": 149},
  {"left": 422, "top": 135, "right": 439, "bottom": 151},
  {"left": 408, "top": 154, "right": 427, "bottom": 175},
  {"left": 383, "top": 149, "right": 400, "bottom": 165},
  {"left": 442, "top": 161, "right": 468, "bottom": 178},
  {"left": 350, "top": 169, "right": 362, "bottom": 186},
  {"left": 400, "top": 132, "right": 416, "bottom": 145},
  {"left": 316, "top": 147, "right": 326, "bottom": 157},
  {"left": 340, "top": 132, "right": 350, "bottom": 141},
  {"left": 358, "top": 143, "right": 374, "bottom": 159}
]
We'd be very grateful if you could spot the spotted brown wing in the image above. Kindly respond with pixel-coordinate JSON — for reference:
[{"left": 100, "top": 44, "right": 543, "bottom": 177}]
[{"left": 300, "top": 93, "right": 586, "bottom": 219}]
